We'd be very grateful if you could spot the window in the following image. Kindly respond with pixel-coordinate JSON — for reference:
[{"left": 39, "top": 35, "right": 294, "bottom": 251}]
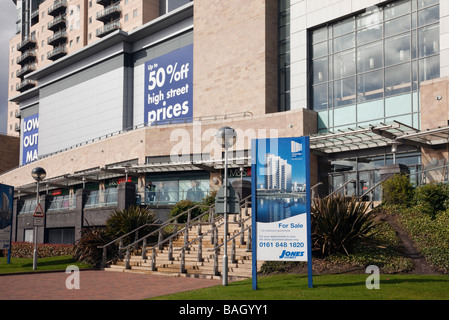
[
  {"left": 279, "top": 0, "right": 290, "bottom": 111},
  {"left": 133, "top": 9, "right": 138, "bottom": 18},
  {"left": 310, "top": 0, "right": 440, "bottom": 131}
]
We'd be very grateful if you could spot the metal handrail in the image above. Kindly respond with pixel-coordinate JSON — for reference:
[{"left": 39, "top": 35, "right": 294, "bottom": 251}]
[
  {"left": 326, "top": 179, "right": 356, "bottom": 199},
  {"left": 98, "top": 203, "right": 213, "bottom": 267}
]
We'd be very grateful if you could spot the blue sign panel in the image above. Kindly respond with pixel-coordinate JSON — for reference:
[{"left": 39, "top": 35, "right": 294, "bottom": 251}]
[
  {"left": 0, "top": 184, "right": 14, "bottom": 251},
  {"left": 22, "top": 113, "right": 39, "bottom": 165},
  {"left": 251, "top": 137, "right": 312, "bottom": 289},
  {"left": 144, "top": 44, "right": 193, "bottom": 125}
]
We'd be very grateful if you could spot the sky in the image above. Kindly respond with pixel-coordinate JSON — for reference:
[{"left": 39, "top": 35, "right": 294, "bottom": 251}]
[{"left": 0, "top": 1, "right": 18, "bottom": 135}]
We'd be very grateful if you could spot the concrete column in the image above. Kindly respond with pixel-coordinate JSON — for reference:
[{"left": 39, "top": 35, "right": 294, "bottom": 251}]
[
  {"left": 74, "top": 188, "right": 89, "bottom": 242},
  {"left": 117, "top": 182, "right": 136, "bottom": 211}
]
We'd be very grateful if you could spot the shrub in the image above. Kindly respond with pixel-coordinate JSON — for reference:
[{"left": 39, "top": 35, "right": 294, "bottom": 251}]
[
  {"left": 311, "top": 194, "right": 378, "bottom": 256},
  {"left": 105, "top": 205, "right": 157, "bottom": 244},
  {"left": 169, "top": 191, "right": 217, "bottom": 223},
  {"left": 2, "top": 242, "right": 74, "bottom": 258},
  {"left": 73, "top": 205, "right": 157, "bottom": 266},
  {"left": 73, "top": 227, "right": 113, "bottom": 266},
  {"left": 414, "top": 183, "right": 449, "bottom": 219},
  {"left": 381, "top": 174, "right": 414, "bottom": 206},
  {"left": 169, "top": 199, "right": 204, "bottom": 223}
]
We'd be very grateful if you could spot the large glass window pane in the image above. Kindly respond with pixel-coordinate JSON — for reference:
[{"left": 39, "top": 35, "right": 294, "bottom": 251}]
[
  {"left": 357, "top": 7, "right": 383, "bottom": 30},
  {"left": 357, "top": 25, "right": 383, "bottom": 46},
  {"left": 357, "top": 69, "right": 384, "bottom": 102},
  {"left": 313, "top": 83, "right": 328, "bottom": 111},
  {"left": 385, "top": 93, "right": 412, "bottom": 117},
  {"left": 312, "top": 41, "right": 328, "bottom": 58},
  {"left": 385, "top": 0, "right": 411, "bottom": 20},
  {"left": 385, "top": 15, "right": 411, "bottom": 37},
  {"left": 333, "top": 33, "right": 355, "bottom": 52},
  {"left": 312, "top": 28, "right": 327, "bottom": 44},
  {"left": 418, "top": 4, "right": 439, "bottom": 26},
  {"left": 419, "top": 0, "right": 439, "bottom": 9},
  {"left": 385, "top": 33, "right": 411, "bottom": 66},
  {"left": 419, "top": 55, "right": 440, "bottom": 82},
  {"left": 334, "top": 49, "right": 356, "bottom": 79},
  {"left": 333, "top": 105, "right": 356, "bottom": 126},
  {"left": 313, "top": 57, "right": 328, "bottom": 84},
  {"left": 333, "top": 18, "right": 355, "bottom": 37},
  {"left": 357, "top": 41, "right": 383, "bottom": 72},
  {"left": 334, "top": 77, "right": 356, "bottom": 107},
  {"left": 357, "top": 99, "right": 384, "bottom": 122},
  {"left": 385, "top": 63, "right": 411, "bottom": 96},
  {"left": 418, "top": 24, "right": 439, "bottom": 57}
]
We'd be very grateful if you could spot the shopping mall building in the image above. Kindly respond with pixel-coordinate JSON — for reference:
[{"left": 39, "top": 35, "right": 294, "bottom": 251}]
[{"left": 2, "top": 0, "right": 448, "bottom": 244}]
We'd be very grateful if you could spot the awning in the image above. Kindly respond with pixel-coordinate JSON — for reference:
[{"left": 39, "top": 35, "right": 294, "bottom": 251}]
[
  {"left": 15, "top": 156, "right": 251, "bottom": 197},
  {"left": 309, "top": 121, "right": 449, "bottom": 154}
]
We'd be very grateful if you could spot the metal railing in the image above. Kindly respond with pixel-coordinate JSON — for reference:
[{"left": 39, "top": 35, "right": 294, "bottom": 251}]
[{"left": 98, "top": 203, "right": 213, "bottom": 268}]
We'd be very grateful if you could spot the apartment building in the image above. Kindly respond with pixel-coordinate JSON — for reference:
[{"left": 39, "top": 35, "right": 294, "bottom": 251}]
[{"left": 7, "top": 0, "right": 189, "bottom": 136}]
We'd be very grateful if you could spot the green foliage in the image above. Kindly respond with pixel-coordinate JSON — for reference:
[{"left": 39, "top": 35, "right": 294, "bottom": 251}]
[
  {"left": 381, "top": 174, "right": 414, "bottom": 206},
  {"left": 106, "top": 205, "right": 157, "bottom": 243},
  {"left": 73, "top": 227, "right": 113, "bottom": 266},
  {"left": 397, "top": 206, "right": 449, "bottom": 273},
  {"left": 169, "top": 199, "right": 204, "bottom": 223},
  {"left": 311, "top": 194, "right": 378, "bottom": 256},
  {"left": 1, "top": 242, "right": 74, "bottom": 259},
  {"left": 169, "top": 191, "right": 216, "bottom": 223},
  {"left": 73, "top": 205, "right": 157, "bottom": 266},
  {"left": 414, "top": 183, "right": 449, "bottom": 219}
]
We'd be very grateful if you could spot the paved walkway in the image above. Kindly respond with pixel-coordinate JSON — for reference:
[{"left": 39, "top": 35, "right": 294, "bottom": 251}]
[{"left": 0, "top": 270, "right": 221, "bottom": 300}]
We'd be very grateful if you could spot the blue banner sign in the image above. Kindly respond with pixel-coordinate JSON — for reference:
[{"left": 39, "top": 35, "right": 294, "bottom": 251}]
[
  {"left": 251, "top": 137, "right": 312, "bottom": 289},
  {"left": 144, "top": 44, "right": 193, "bottom": 125},
  {"left": 0, "top": 184, "right": 14, "bottom": 251},
  {"left": 22, "top": 113, "right": 39, "bottom": 165}
]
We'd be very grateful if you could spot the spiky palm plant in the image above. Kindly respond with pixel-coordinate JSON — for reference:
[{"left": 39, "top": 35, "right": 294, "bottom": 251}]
[
  {"left": 311, "top": 194, "right": 378, "bottom": 256},
  {"left": 106, "top": 205, "right": 157, "bottom": 245}
]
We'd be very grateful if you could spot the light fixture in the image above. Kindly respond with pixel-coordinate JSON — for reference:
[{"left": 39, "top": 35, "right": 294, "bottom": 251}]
[
  {"left": 31, "top": 167, "right": 46, "bottom": 182},
  {"left": 215, "top": 126, "right": 237, "bottom": 286},
  {"left": 31, "top": 167, "right": 46, "bottom": 271}
]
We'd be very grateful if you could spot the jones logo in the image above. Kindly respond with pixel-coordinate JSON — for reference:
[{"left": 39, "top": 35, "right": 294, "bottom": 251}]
[{"left": 279, "top": 250, "right": 304, "bottom": 259}]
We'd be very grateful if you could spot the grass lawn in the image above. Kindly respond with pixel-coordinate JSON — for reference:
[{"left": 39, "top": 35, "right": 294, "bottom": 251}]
[
  {"left": 150, "top": 274, "right": 449, "bottom": 300},
  {"left": 0, "top": 255, "right": 92, "bottom": 274}
]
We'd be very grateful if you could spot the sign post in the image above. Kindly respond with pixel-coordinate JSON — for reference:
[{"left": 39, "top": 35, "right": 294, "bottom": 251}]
[{"left": 251, "top": 137, "right": 312, "bottom": 289}]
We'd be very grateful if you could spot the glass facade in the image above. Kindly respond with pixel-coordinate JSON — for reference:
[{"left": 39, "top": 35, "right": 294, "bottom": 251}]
[
  {"left": 310, "top": 0, "right": 440, "bottom": 132},
  {"left": 279, "top": 0, "right": 291, "bottom": 112}
]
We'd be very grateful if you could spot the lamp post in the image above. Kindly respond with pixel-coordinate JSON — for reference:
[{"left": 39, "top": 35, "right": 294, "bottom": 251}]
[
  {"left": 215, "top": 127, "right": 237, "bottom": 286},
  {"left": 31, "top": 167, "right": 46, "bottom": 270}
]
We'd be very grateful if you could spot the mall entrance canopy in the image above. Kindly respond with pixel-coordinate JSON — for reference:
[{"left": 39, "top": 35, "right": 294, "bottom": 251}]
[{"left": 309, "top": 121, "right": 449, "bottom": 155}]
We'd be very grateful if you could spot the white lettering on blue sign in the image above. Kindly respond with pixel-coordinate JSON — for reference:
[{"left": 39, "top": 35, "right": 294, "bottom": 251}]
[
  {"left": 144, "top": 44, "right": 193, "bottom": 125},
  {"left": 22, "top": 114, "right": 39, "bottom": 165}
]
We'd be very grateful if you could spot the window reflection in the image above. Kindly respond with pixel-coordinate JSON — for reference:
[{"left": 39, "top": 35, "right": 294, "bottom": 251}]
[{"left": 310, "top": 0, "right": 440, "bottom": 128}]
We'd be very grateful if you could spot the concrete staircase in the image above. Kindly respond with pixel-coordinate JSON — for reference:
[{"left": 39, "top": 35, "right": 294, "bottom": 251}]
[{"left": 104, "top": 208, "right": 259, "bottom": 280}]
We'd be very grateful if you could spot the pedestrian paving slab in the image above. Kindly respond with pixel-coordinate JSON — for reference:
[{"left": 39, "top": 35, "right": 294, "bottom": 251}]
[{"left": 0, "top": 270, "right": 221, "bottom": 300}]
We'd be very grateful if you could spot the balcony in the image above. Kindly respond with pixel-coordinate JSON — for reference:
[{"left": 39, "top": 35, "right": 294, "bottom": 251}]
[
  {"left": 47, "top": 45, "right": 67, "bottom": 61},
  {"left": 96, "top": 0, "right": 114, "bottom": 6},
  {"left": 17, "top": 49, "right": 37, "bottom": 65},
  {"left": 31, "top": 9, "right": 39, "bottom": 26},
  {"left": 47, "top": 29, "right": 67, "bottom": 46},
  {"left": 96, "top": 4, "right": 121, "bottom": 22},
  {"left": 16, "top": 63, "right": 37, "bottom": 78},
  {"left": 17, "top": 34, "right": 36, "bottom": 52},
  {"left": 16, "top": 79, "right": 37, "bottom": 93},
  {"left": 48, "top": 0, "right": 68, "bottom": 17},
  {"left": 48, "top": 14, "right": 66, "bottom": 31},
  {"left": 96, "top": 20, "right": 120, "bottom": 38}
]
